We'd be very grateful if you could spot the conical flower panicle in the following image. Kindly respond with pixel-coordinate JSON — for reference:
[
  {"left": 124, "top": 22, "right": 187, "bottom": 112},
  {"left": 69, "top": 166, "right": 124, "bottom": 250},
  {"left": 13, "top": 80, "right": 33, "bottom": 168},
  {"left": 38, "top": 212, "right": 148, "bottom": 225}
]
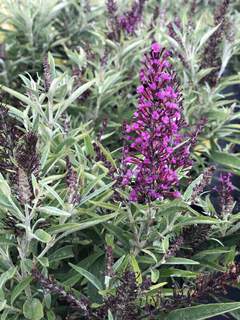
[{"left": 120, "top": 43, "right": 192, "bottom": 203}]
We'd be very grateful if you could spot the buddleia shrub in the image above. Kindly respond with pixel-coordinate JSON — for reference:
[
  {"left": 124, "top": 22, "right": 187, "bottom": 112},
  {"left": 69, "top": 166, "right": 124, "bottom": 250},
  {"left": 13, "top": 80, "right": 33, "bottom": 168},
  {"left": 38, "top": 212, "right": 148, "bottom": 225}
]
[{"left": 0, "top": 1, "right": 239, "bottom": 320}]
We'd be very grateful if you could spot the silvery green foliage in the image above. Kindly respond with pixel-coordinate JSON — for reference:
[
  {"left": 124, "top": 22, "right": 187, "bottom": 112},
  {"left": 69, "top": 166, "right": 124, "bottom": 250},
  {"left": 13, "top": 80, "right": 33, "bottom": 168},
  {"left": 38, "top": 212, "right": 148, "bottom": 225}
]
[{"left": 0, "top": 1, "right": 239, "bottom": 319}]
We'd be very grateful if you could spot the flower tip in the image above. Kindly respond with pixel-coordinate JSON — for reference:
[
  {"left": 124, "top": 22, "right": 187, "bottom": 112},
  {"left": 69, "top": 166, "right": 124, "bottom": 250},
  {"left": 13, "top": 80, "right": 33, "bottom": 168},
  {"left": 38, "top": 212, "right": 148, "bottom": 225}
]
[
  {"left": 151, "top": 42, "right": 161, "bottom": 53},
  {"left": 172, "top": 191, "right": 181, "bottom": 198},
  {"left": 137, "top": 85, "right": 145, "bottom": 94}
]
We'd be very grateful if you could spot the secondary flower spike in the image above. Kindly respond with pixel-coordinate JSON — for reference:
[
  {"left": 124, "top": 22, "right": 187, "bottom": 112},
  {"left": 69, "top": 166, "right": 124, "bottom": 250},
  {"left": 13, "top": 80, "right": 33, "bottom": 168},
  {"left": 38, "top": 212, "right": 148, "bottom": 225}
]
[
  {"left": 119, "top": 0, "right": 146, "bottom": 35},
  {"left": 106, "top": 0, "right": 147, "bottom": 40},
  {"left": 120, "top": 43, "right": 192, "bottom": 203}
]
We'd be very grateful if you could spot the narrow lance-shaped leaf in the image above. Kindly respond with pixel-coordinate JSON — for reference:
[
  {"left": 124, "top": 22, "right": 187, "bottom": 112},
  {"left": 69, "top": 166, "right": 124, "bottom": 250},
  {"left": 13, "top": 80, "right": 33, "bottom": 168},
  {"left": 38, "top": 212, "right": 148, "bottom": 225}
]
[
  {"left": 129, "top": 255, "right": 142, "bottom": 284},
  {"left": 196, "top": 23, "right": 220, "bottom": 52},
  {"left": 80, "top": 181, "right": 115, "bottom": 205},
  {"left": 48, "top": 211, "right": 120, "bottom": 235},
  {"left": 0, "top": 267, "right": 16, "bottom": 289},
  {"left": 69, "top": 263, "right": 103, "bottom": 290},
  {"left": 55, "top": 79, "right": 95, "bottom": 120},
  {"left": 11, "top": 276, "right": 32, "bottom": 305},
  {"left": 166, "top": 302, "right": 240, "bottom": 320},
  {"left": 211, "top": 151, "right": 240, "bottom": 172}
]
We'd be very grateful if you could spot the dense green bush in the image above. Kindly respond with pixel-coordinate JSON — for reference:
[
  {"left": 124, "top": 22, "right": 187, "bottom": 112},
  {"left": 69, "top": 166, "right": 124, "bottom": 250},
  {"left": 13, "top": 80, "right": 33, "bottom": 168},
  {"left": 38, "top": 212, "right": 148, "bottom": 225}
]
[{"left": 0, "top": 0, "right": 240, "bottom": 319}]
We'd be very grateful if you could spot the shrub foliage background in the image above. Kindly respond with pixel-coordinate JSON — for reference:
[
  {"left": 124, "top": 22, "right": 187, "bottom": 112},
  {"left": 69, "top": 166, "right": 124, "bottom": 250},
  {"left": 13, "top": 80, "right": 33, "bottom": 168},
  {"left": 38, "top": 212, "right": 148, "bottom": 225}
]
[{"left": 0, "top": 0, "right": 240, "bottom": 319}]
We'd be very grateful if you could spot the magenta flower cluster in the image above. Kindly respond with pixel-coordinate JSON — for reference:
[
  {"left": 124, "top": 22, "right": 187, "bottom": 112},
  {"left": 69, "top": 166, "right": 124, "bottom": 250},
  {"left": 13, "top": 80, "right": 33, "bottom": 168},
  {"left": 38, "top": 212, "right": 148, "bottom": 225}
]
[
  {"left": 106, "top": 0, "right": 146, "bottom": 40},
  {"left": 219, "top": 172, "right": 233, "bottom": 193},
  {"left": 120, "top": 43, "right": 192, "bottom": 203},
  {"left": 118, "top": 0, "right": 146, "bottom": 35}
]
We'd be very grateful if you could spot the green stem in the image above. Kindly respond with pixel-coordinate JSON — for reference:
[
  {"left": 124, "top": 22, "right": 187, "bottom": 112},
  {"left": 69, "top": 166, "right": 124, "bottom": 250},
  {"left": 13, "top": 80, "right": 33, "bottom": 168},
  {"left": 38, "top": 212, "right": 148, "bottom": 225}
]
[{"left": 126, "top": 206, "right": 141, "bottom": 255}]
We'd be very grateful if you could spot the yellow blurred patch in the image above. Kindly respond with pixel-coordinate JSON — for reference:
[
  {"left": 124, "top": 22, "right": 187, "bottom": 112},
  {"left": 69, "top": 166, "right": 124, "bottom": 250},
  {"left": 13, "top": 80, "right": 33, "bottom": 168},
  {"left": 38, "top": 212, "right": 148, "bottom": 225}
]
[
  {"left": 194, "top": 139, "right": 211, "bottom": 155},
  {"left": 0, "top": 4, "right": 15, "bottom": 42},
  {"left": 55, "top": 58, "right": 67, "bottom": 66}
]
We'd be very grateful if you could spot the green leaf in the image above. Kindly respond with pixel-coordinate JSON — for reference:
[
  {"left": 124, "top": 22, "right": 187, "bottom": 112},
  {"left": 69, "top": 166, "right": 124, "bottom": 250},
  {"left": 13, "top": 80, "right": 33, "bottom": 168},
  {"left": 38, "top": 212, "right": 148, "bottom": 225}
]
[
  {"left": 211, "top": 151, "right": 240, "bottom": 171},
  {"left": 48, "top": 212, "right": 119, "bottom": 235},
  {"left": 151, "top": 269, "right": 159, "bottom": 283},
  {"left": 44, "top": 293, "right": 51, "bottom": 309},
  {"left": 193, "top": 248, "right": 232, "bottom": 259},
  {"left": 48, "top": 245, "right": 74, "bottom": 264},
  {"left": 56, "top": 79, "right": 95, "bottom": 119},
  {"left": 96, "top": 142, "right": 117, "bottom": 169},
  {"left": 166, "top": 302, "right": 240, "bottom": 320},
  {"left": 37, "top": 257, "right": 49, "bottom": 267},
  {"left": 104, "top": 224, "right": 130, "bottom": 247},
  {"left": 108, "top": 310, "right": 114, "bottom": 320},
  {"left": 55, "top": 137, "right": 76, "bottom": 153},
  {"left": 156, "top": 200, "right": 188, "bottom": 215},
  {"left": 162, "top": 236, "right": 170, "bottom": 254},
  {"left": 0, "top": 174, "right": 24, "bottom": 219},
  {"left": 148, "top": 282, "right": 168, "bottom": 294},
  {"left": 183, "top": 174, "right": 203, "bottom": 201},
  {"left": 159, "top": 268, "right": 198, "bottom": 278},
  {"left": 165, "top": 257, "right": 200, "bottom": 265},
  {"left": 0, "top": 193, "right": 13, "bottom": 209},
  {"left": 196, "top": 23, "right": 220, "bottom": 51},
  {"left": 0, "top": 267, "right": 16, "bottom": 289},
  {"left": 84, "top": 134, "right": 94, "bottom": 157},
  {"left": 1, "top": 85, "right": 33, "bottom": 106},
  {"left": 23, "top": 298, "right": 44, "bottom": 320},
  {"left": 0, "top": 300, "right": 6, "bottom": 312},
  {"left": 176, "top": 216, "right": 219, "bottom": 226},
  {"left": 80, "top": 181, "right": 115, "bottom": 205},
  {"left": 69, "top": 263, "right": 103, "bottom": 290},
  {"left": 1, "top": 308, "right": 10, "bottom": 320},
  {"left": 63, "top": 252, "right": 104, "bottom": 287},
  {"left": 34, "top": 229, "right": 52, "bottom": 243},
  {"left": 41, "top": 184, "right": 64, "bottom": 207},
  {"left": 121, "top": 39, "right": 143, "bottom": 57},
  {"left": 11, "top": 276, "right": 32, "bottom": 305},
  {"left": 141, "top": 249, "right": 158, "bottom": 263},
  {"left": 0, "top": 174, "right": 11, "bottom": 198},
  {"left": 38, "top": 206, "right": 71, "bottom": 217},
  {"left": 129, "top": 255, "right": 142, "bottom": 284},
  {"left": 113, "top": 255, "right": 127, "bottom": 273},
  {"left": 47, "top": 310, "right": 56, "bottom": 320}
]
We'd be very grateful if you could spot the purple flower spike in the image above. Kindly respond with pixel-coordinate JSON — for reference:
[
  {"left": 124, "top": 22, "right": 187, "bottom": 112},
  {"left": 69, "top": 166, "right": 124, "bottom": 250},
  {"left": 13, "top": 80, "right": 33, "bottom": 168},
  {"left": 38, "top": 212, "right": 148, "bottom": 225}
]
[
  {"left": 118, "top": 0, "right": 146, "bottom": 35},
  {"left": 120, "top": 43, "right": 192, "bottom": 203},
  {"left": 106, "top": 0, "right": 147, "bottom": 40},
  {"left": 106, "top": 0, "right": 117, "bottom": 15},
  {"left": 219, "top": 172, "right": 234, "bottom": 216}
]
